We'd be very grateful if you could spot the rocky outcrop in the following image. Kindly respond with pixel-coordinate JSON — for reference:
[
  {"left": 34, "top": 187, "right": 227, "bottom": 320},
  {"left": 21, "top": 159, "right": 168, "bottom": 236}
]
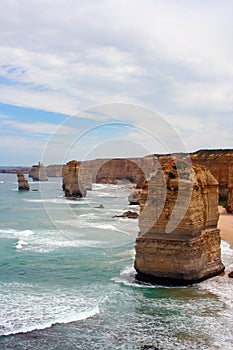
[
  {"left": 29, "top": 162, "right": 48, "bottom": 181},
  {"left": 79, "top": 164, "right": 92, "bottom": 190},
  {"left": 113, "top": 211, "right": 139, "bottom": 219},
  {"left": 190, "top": 150, "right": 233, "bottom": 212},
  {"left": 134, "top": 160, "right": 225, "bottom": 285},
  {"left": 17, "top": 171, "right": 30, "bottom": 191},
  {"left": 62, "top": 160, "right": 91, "bottom": 198},
  {"left": 81, "top": 157, "right": 155, "bottom": 188}
]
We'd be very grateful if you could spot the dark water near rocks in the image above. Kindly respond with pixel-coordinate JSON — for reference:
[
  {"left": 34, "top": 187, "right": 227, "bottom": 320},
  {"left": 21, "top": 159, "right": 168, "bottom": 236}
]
[{"left": 0, "top": 174, "right": 232, "bottom": 350}]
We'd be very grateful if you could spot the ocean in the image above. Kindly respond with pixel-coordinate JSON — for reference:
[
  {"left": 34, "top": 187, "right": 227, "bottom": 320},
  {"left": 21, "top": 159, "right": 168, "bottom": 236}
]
[{"left": 0, "top": 173, "right": 232, "bottom": 350}]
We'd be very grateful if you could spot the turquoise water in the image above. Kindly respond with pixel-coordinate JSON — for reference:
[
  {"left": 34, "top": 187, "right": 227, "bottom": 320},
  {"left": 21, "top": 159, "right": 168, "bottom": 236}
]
[{"left": 0, "top": 174, "right": 232, "bottom": 350}]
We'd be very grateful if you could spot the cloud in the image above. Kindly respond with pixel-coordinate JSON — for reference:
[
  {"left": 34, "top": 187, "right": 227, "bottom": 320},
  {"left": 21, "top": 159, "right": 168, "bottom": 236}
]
[
  {"left": 0, "top": 0, "right": 232, "bottom": 160},
  {"left": 172, "top": 81, "right": 233, "bottom": 112},
  {"left": 0, "top": 1, "right": 231, "bottom": 112},
  {"left": 0, "top": 118, "right": 77, "bottom": 135}
]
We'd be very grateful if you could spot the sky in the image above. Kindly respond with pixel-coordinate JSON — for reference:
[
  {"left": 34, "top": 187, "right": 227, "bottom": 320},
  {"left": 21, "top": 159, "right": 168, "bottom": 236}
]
[{"left": 0, "top": 0, "right": 232, "bottom": 165}]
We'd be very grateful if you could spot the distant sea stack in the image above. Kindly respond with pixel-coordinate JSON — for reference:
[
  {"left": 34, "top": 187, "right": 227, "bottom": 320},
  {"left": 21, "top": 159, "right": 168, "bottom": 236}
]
[
  {"left": 62, "top": 160, "right": 92, "bottom": 198},
  {"left": 134, "top": 160, "right": 225, "bottom": 285},
  {"left": 29, "top": 162, "right": 48, "bottom": 181},
  {"left": 17, "top": 171, "right": 30, "bottom": 191}
]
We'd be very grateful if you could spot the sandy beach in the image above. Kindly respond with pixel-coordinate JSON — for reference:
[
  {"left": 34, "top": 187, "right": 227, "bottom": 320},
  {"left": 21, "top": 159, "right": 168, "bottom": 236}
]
[{"left": 218, "top": 206, "right": 233, "bottom": 245}]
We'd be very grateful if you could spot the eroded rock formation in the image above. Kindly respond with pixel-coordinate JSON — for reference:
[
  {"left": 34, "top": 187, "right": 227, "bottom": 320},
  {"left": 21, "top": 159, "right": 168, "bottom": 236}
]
[
  {"left": 134, "top": 161, "right": 225, "bottom": 285},
  {"left": 29, "top": 162, "right": 48, "bottom": 181},
  {"left": 17, "top": 171, "right": 30, "bottom": 191},
  {"left": 62, "top": 160, "right": 91, "bottom": 198},
  {"left": 190, "top": 150, "right": 233, "bottom": 212},
  {"left": 81, "top": 157, "right": 155, "bottom": 187},
  {"left": 113, "top": 211, "right": 139, "bottom": 219}
]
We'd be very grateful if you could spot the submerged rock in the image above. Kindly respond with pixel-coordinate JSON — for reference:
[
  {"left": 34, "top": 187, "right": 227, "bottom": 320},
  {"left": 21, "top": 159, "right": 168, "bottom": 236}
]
[
  {"left": 228, "top": 271, "right": 233, "bottom": 278},
  {"left": 135, "top": 160, "right": 225, "bottom": 285},
  {"left": 95, "top": 204, "right": 104, "bottom": 209},
  {"left": 113, "top": 211, "right": 139, "bottom": 219},
  {"left": 17, "top": 171, "right": 30, "bottom": 191}
]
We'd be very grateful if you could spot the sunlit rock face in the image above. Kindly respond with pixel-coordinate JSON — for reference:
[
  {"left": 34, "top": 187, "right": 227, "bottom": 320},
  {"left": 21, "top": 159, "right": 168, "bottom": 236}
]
[
  {"left": 81, "top": 157, "right": 155, "bottom": 188},
  {"left": 62, "top": 160, "right": 92, "bottom": 198},
  {"left": 135, "top": 160, "right": 225, "bottom": 285},
  {"left": 190, "top": 150, "right": 233, "bottom": 212},
  {"left": 17, "top": 171, "right": 30, "bottom": 191}
]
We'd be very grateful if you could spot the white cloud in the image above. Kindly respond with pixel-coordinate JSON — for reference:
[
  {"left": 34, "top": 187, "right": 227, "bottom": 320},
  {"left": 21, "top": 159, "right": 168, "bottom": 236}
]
[
  {"left": 0, "top": 0, "right": 232, "bottom": 155},
  {"left": 172, "top": 82, "right": 233, "bottom": 112},
  {"left": 0, "top": 84, "right": 79, "bottom": 115},
  {"left": 0, "top": 135, "right": 44, "bottom": 155},
  {"left": 0, "top": 118, "right": 77, "bottom": 135}
]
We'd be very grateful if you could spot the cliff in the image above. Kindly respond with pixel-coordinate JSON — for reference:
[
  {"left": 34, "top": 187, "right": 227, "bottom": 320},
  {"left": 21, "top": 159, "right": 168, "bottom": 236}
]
[
  {"left": 190, "top": 150, "right": 233, "bottom": 212},
  {"left": 17, "top": 171, "right": 30, "bottom": 191},
  {"left": 29, "top": 162, "right": 48, "bottom": 181},
  {"left": 46, "top": 164, "right": 63, "bottom": 177},
  {"left": 62, "top": 160, "right": 92, "bottom": 198},
  {"left": 134, "top": 160, "right": 224, "bottom": 285},
  {"left": 81, "top": 157, "right": 155, "bottom": 187}
]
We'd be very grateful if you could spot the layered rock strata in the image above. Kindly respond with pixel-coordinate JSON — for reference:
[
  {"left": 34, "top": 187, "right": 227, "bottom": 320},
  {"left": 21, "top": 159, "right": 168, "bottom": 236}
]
[
  {"left": 17, "top": 171, "right": 30, "bottom": 191},
  {"left": 62, "top": 160, "right": 91, "bottom": 198},
  {"left": 190, "top": 150, "right": 233, "bottom": 212},
  {"left": 135, "top": 161, "right": 225, "bottom": 285},
  {"left": 81, "top": 157, "right": 155, "bottom": 188},
  {"left": 29, "top": 162, "right": 48, "bottom": 181}
]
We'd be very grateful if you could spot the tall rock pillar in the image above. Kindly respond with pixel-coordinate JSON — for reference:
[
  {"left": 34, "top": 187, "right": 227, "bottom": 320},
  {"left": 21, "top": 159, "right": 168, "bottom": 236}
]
[
  {"left": 17, "top": 171, "right": 30, "bottom": 191},
  {"left": 62, "top": 160, "right": 89, "bottom": 198},
  {"left": 134, "top": 162, "right": 224, "bottom": 285}
]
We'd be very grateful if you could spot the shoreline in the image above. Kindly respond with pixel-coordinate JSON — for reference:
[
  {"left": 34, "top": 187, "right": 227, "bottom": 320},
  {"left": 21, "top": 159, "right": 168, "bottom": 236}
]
[{"left": 218, "top": 206, "right": 233, "bottom": 247}]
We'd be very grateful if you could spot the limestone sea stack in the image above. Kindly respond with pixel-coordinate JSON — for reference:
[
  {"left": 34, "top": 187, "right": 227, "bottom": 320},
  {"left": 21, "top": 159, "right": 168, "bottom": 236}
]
[
  {"left": 17, "top": 171, "right": 30, "bottom": 191},
  {"left": 29, "top": 162, "right": 48, "bottom": 181},
  {"left": 134, "top": 162, "right": 225, "bottom": 285},
  {"left": 62, "top": 160, "right": 91, "bottom": 198}
]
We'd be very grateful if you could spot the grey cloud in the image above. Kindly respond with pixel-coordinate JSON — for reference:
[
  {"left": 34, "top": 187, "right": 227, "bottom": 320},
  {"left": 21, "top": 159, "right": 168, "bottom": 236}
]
[{"left": 0, "top": 0, "right": 232, "bottom": 152}]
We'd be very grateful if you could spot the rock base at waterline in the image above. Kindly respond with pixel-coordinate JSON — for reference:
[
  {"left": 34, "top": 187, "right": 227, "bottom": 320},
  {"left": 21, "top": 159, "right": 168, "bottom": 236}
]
[{"left": 134, "top": 229, "right": 225, "bottom": 286}]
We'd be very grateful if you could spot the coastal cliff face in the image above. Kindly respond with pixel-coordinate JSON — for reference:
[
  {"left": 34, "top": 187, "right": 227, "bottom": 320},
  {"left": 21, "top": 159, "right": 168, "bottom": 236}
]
[
  {"left": 227, "top": 163, "right": 233, "bottom": 212},
  {"left": 82, "top": 157, "right": 155, "bottom": 187},
  {"left": 17, "top": 171, "right": 30, "bottom": 191},
  {"left": 29, "top": 162, "right": 48, "bottom": 181},
  {"left": 135, "top": 161, "right": 224, "bottom": 285},
  {"left": 190, "top": 150, "right": 233, "bottom": 211},
  {"left": 62, "top": 160, "right": 91, "bottom": 198},
  {"left": 46, "top": 165, "right": 63, "bottom": 177}
]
